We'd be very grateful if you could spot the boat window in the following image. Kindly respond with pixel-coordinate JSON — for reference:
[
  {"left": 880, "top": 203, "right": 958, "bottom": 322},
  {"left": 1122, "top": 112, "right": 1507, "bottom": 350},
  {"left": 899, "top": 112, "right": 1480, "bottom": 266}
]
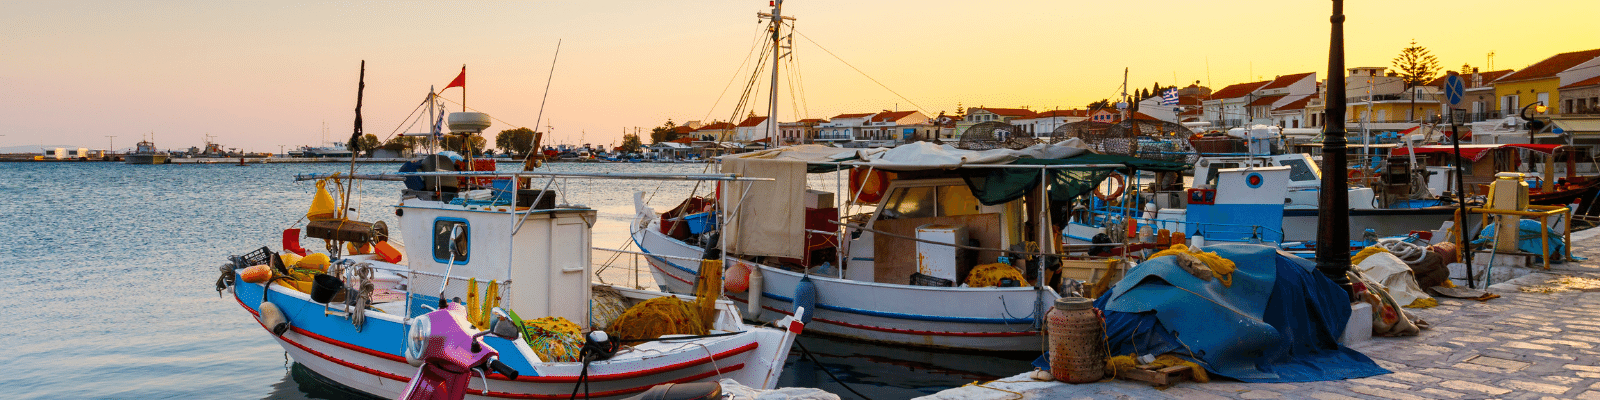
[
  {"left": 938, "top": 185, "right": 984, "bottom": 216},
  {"left": 1205, "top": 162, "right": 1240, "bottom": 187},
  {"left": 879, "top": 186, "right": 937, "bottom": 220},
  {"left": 1278, "top": 158, "right": 1318, "bottom": 181},
  {"left": 433, "top": 218, "right": 470, "bottom": 264}
]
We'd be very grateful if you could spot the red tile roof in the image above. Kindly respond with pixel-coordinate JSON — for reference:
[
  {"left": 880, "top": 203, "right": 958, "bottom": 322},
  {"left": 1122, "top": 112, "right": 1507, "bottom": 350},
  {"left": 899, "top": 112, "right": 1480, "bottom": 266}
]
[
  {"left": 1496, "top": 48, "right": 1600, "bottom": 83},
  {"left": 1028, "top": 109, "right": 1089, "bottom": 118},
  {"left": 1259, "top": 72, "right": 1315, "bottom": 90},
  {"left": 1272, "top": 96, "right": 1314, "bottom": 112},
  {"left": 1207, "top": 80, "right": 1272, "bottom": 100},
  {"left": 971, "top": 107, "right": 1037, "bottom": 118},
  {"left": 694, "top": 122, "right": 733, "bottom": 131},
  {"left": 672, "top": 126, "right": 695, "bottom": 134},
  {"left": 832, "top": 113, "right": 874, "bottom": 119},
  {"left": 1247, "top": 94, "right": 1286, "bottom": 107},
  {"left": 735, "top": 116, "right": 768, "bottom": 127},
  {"left": 1426, "top": 69, "right": 1516, "bottom": 87},
  {"left": 796, "top": 118, "right": 828, "bottom": 123},
  {"left": 670, "top": 137, "right": 694, "bottom": 144},
  {"left": 871, "top": 111, "right": 918, "bottom": 122},
  {"left": 1561, "top": 75, "right": 1600, "bottom": 89}
]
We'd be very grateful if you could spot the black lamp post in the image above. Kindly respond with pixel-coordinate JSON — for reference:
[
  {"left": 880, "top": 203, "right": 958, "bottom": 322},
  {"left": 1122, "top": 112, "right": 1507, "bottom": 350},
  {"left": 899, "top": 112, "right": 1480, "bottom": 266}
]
[
  {"left": 1317, "top": 0, "right": 1355, "bottom": 300},
  {"left": 1520, "top": 101, "right": 1548, "bottom": 171}
]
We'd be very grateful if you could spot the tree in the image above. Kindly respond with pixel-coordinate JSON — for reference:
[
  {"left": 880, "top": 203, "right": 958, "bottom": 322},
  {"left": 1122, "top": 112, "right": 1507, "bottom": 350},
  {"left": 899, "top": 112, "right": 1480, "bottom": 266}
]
[
  {"left": 1152, "top": 82, "right": 1163, "bottom": 99},
  {"left": 441, "top": 134, "right": 487, "bottom": 156},
  {"left": 494, "top": 127, "right": 538, "bottom": 157},
  {"left": 379, "top": 136, "right": 417, "bottom": 156},
  {"left": 356, "top": 134, "right": 380, "bottom": 157},
  {"left": 649, "top": 120, "right": 678, "bottom": 144},
  {"left": 619, "top": 133, "right": 643, "bottom": 153},
  {"left": 1391, "top": 39, "right": 1440, "bottom": 88},
  {"left": 1087, "top": 99, "right": 1111, "bottom": 110}
]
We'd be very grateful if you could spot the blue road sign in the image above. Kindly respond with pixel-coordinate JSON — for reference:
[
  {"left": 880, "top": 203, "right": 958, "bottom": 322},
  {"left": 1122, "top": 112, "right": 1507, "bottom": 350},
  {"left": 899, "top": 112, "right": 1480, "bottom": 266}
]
[{"left": 1445, "top": 75, "right": 1464, "bottom": 106}]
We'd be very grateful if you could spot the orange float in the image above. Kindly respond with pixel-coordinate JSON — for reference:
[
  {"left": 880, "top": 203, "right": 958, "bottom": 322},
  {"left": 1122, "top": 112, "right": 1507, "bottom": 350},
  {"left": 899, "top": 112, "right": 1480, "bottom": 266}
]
[{"left": 849, "top": 168, "right": 893, "bottom": 204}]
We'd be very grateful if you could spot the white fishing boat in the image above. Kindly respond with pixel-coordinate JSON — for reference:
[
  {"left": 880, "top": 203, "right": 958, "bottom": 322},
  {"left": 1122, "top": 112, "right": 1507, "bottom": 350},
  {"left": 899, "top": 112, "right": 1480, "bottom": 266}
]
[
  {"left": 220, "top": 164, "right": 803, "bottom": 399},
  {"left": 219, "top": 64, "right": 805, "bottom": 397},
  {"left": 632, "top": 142, "right": 1185, "bottom": 351}
]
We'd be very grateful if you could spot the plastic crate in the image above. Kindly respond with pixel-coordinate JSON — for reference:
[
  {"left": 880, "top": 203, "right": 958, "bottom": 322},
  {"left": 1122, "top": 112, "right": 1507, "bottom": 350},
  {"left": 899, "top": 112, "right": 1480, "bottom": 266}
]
[
  {"left": 909, "top": 272, "right": 954, "bottom": 287},
  {"left": 683, "top": 212, "right": 716, "bottom": 235}
]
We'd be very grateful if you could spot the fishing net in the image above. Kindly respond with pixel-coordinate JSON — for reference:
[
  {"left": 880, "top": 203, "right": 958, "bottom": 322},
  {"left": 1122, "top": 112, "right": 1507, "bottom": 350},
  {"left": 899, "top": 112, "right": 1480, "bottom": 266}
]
[
  {"left": 590, "top": 285, "right": 628, "bottom": 330},
  {"left": 608, "top": 296, "right": 708, "bottom": 342},
  {"left": 965, "top": 263, "right": 1028, "bottom": 287},
  {"left": 521, "top": 316, "right": 584, "bottom": 362},
  {"left": 691, "top": 259, "right": 723, "bottom": 330}
]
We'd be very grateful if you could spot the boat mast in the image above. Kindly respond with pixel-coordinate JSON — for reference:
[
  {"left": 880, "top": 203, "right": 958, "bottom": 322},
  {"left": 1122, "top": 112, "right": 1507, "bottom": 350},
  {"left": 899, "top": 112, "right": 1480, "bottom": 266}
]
[{"left": 762, "top": 0, "right": 787, "bottom": 142}]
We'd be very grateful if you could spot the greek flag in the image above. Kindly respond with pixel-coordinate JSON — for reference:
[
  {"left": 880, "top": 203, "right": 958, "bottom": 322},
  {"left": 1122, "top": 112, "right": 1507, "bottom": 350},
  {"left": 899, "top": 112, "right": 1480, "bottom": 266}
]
[{"left": 1160, "top": 88, "right": 1179, "bottom": 106}]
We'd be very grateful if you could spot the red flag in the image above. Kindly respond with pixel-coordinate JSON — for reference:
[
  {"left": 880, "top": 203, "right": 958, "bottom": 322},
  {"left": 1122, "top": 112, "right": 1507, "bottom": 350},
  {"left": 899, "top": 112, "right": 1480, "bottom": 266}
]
[{"left": 444, "top": 66, "right": 465, "bottom": 90}]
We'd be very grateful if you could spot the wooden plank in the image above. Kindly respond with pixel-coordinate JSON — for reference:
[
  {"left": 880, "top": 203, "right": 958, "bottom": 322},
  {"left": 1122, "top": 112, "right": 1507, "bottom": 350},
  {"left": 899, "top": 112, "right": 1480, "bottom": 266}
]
[{"left": 1117, "top": 364, "right": 1192, "bottom": 386}]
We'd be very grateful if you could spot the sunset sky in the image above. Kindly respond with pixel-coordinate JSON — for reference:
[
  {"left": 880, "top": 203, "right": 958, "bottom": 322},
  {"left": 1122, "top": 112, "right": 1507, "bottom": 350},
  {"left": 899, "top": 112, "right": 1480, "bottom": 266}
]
[{"left": 3, "top": 0, "right": 1597, "bottom": 152}]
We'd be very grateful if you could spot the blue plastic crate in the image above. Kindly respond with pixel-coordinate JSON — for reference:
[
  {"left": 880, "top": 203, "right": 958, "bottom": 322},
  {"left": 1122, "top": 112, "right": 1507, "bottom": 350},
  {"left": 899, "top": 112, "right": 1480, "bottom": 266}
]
[{"left": 683, "top": 212, "right": 716, "bottom": 234}]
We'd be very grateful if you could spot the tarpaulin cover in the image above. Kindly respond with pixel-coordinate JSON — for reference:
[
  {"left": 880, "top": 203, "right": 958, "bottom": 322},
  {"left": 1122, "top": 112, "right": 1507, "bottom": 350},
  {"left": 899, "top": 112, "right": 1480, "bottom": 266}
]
[
  {"left": 961, "top": 156, "right": 1189, "bottom": 206},
  {"left": 1472, "top": 219, "right": 1570, "bottom": 260},
  {"left": 1094, "top": 244, "right": 1389, "bottom": 382}
]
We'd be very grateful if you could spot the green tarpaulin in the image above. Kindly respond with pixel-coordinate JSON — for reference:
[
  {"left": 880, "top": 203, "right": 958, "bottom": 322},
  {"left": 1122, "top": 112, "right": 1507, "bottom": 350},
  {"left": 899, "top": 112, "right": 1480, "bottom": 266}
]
[{"left": 960, "top": 154, "right": 1189, "bottom": 206}]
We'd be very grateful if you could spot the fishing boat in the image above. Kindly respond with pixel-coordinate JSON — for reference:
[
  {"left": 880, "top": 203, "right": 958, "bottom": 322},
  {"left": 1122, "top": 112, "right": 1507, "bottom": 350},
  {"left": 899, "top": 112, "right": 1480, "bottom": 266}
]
[
  {"left": 124, "top": 139, "right": 169, "bottom": 164},
  {"left": 219, "top": 162, "right": 803, "bottom": 399},
  {"left": 218, "top": 63, "right": 805, "bottom": 398},
  {"left": 632, "top": 142, "right": 1187, "bottom": 351}
]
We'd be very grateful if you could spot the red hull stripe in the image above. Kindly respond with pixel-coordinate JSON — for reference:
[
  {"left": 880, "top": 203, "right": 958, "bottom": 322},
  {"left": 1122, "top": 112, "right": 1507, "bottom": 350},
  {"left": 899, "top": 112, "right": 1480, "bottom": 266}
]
[
  {"left": 234, "top": 290, "right": 760, "bottom": 385},
  {"left": 728, "top": 296, "right": 1039, "bottom": 337}
]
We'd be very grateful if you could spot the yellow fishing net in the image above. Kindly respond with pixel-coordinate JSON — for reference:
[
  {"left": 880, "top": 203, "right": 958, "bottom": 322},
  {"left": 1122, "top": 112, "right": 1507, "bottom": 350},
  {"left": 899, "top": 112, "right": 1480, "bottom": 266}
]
[
  {"left": 1350, "top": 246, "right": 1391, "bottom": 266},
  {"left": 1149, "top": 244, "right": 1236, "bottom": 287},
  {"left": 590, "top": 285, "right": 628, "bottom": 330},
  {"left": 691, "top": 259, "right": 723, "bottom": 330},
  {"left": 1106, "top": 353, "right": 1210, "bottom": 383},
  {"left": 521, "top": 316, "right": 583, "bottom": 362},
  {"left": 966, "top": 263, "right": 1028, "bottom": 287},
  {"left": 608, "top": 296, "right": 707, "bottom": 342}
]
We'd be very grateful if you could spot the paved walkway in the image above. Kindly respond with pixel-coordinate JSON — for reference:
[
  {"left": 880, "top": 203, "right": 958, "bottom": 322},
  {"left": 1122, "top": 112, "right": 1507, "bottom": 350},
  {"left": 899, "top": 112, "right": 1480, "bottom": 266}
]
[{"left": 922, "top": 229, "right": 1600, "bottom": 400}]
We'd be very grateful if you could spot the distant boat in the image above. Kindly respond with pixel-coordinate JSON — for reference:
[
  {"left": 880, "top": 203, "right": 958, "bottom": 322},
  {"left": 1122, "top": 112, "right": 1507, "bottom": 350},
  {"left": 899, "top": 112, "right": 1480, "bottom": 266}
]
[
  {"left": 124, "top": 140, "right": 170, "bottom": 165},
  {"left": 292, "top": 142, "right": 354, "bottom": 158}
]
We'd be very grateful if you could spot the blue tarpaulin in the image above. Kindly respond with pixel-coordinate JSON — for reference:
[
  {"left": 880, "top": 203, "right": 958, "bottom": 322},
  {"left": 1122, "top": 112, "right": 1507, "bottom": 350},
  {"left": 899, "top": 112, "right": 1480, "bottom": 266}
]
[{"left": 1094, "top": 244, "right": 1390, "bottom": 382}]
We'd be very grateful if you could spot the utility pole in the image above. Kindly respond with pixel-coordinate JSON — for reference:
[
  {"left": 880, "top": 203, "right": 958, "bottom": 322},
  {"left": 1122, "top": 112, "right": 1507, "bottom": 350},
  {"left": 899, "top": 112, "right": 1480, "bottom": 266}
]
[{"left": 1317, "top": 0, "right": 1355, "bottom": 300}]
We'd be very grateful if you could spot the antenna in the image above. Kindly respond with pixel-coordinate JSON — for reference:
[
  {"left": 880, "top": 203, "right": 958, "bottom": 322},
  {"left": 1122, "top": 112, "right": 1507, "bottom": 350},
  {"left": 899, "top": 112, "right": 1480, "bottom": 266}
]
[{"left": 1487, "top": 51, "right": 1495, "bottom": 71}]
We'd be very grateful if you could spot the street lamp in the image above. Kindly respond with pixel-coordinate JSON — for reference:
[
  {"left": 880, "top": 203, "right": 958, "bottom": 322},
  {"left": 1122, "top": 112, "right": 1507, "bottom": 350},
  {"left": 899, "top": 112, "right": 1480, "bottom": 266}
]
[
  {"left": 1317, "top": 0, "right": 1355, "bottom": 300},
  {"left": 1520, "top": 101, "right": 1548, "bottom": 171}
]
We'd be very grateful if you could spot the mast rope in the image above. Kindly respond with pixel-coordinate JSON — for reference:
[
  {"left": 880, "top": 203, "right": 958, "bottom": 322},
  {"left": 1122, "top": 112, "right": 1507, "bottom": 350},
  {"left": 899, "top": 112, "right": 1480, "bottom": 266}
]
[{"left": 792, "top": 28, "right": 929, "bottom": 115}]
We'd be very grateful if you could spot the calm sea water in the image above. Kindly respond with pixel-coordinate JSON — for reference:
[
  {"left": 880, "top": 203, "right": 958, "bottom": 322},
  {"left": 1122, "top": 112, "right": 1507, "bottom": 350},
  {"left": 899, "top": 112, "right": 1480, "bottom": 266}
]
[{"left": 0, "top": 161, "right": 1031, "bottom": 399}]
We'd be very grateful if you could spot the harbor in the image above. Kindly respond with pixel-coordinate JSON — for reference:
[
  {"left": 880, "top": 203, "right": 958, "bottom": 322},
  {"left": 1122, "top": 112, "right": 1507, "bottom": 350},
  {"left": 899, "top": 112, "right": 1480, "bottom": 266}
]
[{"left": 6, "top": 1, "right": 1600, "bottom": 400}]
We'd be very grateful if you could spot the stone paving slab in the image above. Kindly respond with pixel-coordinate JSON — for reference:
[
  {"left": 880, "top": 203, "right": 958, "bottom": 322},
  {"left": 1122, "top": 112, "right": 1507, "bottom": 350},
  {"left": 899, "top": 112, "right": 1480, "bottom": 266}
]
[{"left": 919, "top": 228, "right": 1600, "bottom": 400}]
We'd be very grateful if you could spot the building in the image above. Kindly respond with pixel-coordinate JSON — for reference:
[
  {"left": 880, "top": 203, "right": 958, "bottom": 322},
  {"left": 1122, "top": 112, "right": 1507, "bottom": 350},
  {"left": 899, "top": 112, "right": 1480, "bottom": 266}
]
[
  {"left": 777, "top": 118, "right": 826, "bottom": 145},
  {"left": 1430, "top": 68, "right": 1516, "bottom": 122},
  {"left": 690, "top": 121, "right": 734, "bottom": 142},
  {"left": 1202, "top": 80, "right": 1270, "bottom": 129},
  {"left": 1011, "top": 109, "right": 1089, "bottom": 138},
  {"left": 1493, "top": 48, "right": 1600, "bottom": 117},
  {"left": 955, "top": 107, "right": 1036, "bottom": 139},
  {"left": 731, "top": 115, "right": 772, "bottom": 142},
  {"left": 860, "top": 111, "right": 930, "bottom": 144},
  {"left": 1270, "top": 95, "right": 1314, "bottom": 128},
  {"left": 816, "top": 113, "right": 874, "bottom": 144}
]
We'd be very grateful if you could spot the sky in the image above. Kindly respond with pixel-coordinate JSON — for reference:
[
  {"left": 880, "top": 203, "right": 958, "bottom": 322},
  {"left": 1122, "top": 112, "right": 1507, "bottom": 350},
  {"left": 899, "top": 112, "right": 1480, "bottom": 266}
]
[{"left": 2, "top": 0, "right": 1598, "bottom": 153}]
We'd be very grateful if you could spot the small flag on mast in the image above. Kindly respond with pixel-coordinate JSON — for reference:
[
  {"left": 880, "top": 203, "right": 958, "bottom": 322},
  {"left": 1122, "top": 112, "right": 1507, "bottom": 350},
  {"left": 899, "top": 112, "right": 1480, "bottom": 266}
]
[
  {"left": 1160, "top": 88, "right": 1179, "bottom": 106},
  {"left": 444, "top": 66, "right": 466, "bottom": 90}
]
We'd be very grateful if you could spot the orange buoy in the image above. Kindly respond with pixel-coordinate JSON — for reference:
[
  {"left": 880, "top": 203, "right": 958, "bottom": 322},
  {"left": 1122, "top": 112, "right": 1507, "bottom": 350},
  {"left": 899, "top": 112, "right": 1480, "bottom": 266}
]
[{"left": 240, "top": 265, "right": 273, "bottom": 284}]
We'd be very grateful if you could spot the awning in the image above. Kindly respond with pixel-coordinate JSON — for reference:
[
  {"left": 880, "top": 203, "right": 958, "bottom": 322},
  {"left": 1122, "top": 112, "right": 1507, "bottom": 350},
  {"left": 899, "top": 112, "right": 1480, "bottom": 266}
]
[
  {"left": 1392, "top": 143, "right": 1563, "bottom": 162},
  {"left": 1553, "top": 118, "right": 1600, "bottom": 136}
]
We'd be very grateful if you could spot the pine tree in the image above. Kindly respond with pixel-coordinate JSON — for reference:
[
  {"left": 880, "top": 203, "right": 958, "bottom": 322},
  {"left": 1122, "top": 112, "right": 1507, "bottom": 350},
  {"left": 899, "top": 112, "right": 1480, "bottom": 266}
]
[{"left": 1391, "top": 39, "right": 1440, "bottom": 88}]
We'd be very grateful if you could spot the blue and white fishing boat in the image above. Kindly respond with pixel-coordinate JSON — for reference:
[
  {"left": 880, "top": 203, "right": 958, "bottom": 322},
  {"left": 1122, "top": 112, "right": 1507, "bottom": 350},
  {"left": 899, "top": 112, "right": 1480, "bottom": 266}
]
[{"left": 218, "top": 113, "right": 804, "bottom": 399}]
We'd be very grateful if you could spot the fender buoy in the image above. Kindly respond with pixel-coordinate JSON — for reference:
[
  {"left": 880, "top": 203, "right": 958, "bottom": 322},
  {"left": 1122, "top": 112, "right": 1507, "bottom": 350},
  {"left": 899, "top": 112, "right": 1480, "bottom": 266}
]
[
  {"left": 849, "top": 168, "right": 892, "bottom": 204},
  {"left": 1093, "top": 172, "right": 1126, "bottom": 201}
]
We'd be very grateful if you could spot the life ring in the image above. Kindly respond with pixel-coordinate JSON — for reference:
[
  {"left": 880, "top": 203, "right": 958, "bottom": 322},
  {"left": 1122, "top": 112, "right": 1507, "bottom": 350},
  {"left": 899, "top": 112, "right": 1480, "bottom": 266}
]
[
  {"left": 849, "top": 168, "right": 892, "bottom": 204},
  {"left": 1094, "top": 172, "right": 1126, "bottom": 201}
]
